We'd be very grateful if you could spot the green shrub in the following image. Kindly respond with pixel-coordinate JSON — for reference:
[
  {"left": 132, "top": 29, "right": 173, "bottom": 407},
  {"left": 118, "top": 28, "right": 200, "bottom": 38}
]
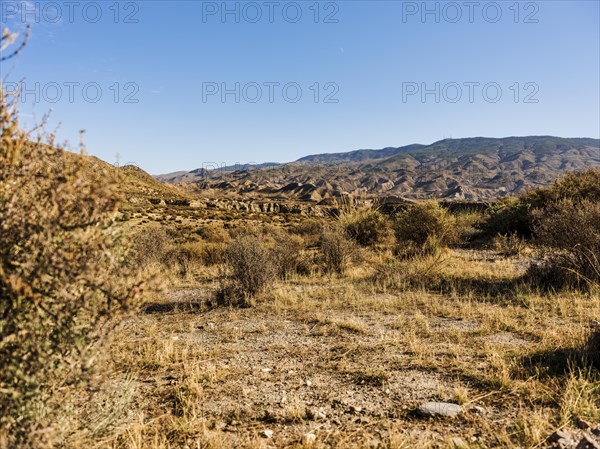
[
  {"left": 393, "top": 201, "right": 457, "bottom": 256},
  {"left": 479, "top": 197, "right": 533, "bottom": 238},
  {"left": 339, "top": 206, "right": 390, "bottom": 247},
  {"left": 480, "top": 169, "right": 600, "bottom": 239}
]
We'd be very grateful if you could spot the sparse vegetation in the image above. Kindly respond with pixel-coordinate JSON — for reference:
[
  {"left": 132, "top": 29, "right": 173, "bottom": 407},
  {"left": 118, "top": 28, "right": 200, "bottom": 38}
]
[{"left": 393, "top": 200, "right": 457, "bottom": 256}]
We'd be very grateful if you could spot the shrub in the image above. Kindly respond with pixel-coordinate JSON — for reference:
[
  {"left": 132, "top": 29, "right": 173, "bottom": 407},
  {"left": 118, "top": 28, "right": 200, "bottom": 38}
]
[
  {"left": 339, "top": 206, "right": 390, "bottom": 247},
  {"left": 526, "top": 199, "right": 600, "bottom": 290},
  {"left": 0, "top": 90, "right": 144, "bottom": 446},
  {"left": 201, "top": 242, "right": 227, "bottom": 266},
  {"left": 217, "top": 235, "right": 276, "bottom": 307},
  {"left": 288, "top": 219, "right": 323, "bottom": 247},
  {"left": 271, "top": 232, "right": 307, "bottom": 279},
  {"left": 319, "top": 228, "right": 355, "bottom": 274},
  {"left": 162, "top": 244, "right": 203, "bottom": 277},
  {"left": 194, "top": 222, "right": 230, "bottom": 243},
  {"left": 480, "top": 169, "right": 600, "bottom": 239},
  {"left": 492, "top": 233, "right": 528, "bottom": 257},
  {"left": 132, "top": 224, "right": 170, "bottom": 265},
  {"left": 479, "top": 197, "right": 533, "bottom": 238},
  {"left": 393, "top": 201, "right": 457, "bottom": 256}
]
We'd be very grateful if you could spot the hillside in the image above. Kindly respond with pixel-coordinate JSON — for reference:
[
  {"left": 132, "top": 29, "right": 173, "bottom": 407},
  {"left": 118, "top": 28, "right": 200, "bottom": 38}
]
[{"left": 156, "top": 136, "right": 600, "bottom": 201}]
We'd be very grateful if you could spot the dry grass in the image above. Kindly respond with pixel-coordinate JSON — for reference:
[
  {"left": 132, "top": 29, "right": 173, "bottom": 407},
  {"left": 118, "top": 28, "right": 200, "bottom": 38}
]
[{"left": 47, "top": 240, "right": 600, "bottom": 449}]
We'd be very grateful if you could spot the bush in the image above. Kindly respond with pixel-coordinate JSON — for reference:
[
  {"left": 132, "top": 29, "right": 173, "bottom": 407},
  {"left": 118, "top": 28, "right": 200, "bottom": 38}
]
[
  {"left": 217, "top": 235, "right": 276, "bottom": 307},
  {"left": 319, "top": 228, "right": 355, "bottom": 274},
  {"left": 272, "top": 232, "right": 308, "bottom": 279},
  {"left": 526, "top": 199, "right": 600, "bottom": 290},
  {"left": 480, "top": 169, "right": 600, "bottom": 239},
  {"left": 132, "top": 224, "right": 170, "bottom": 265},
  {"left": 194, "top": 222, "right": 230, "bottom": 244},
  {"left": 479, "top": 197, "right": 533, "bottom": 238},
  {"left": 0, "top": 90, "right": 144, "bottom": 446},
  {"left": 393, "top": 201, "right": 457, "bottom": 256},
  {"left": 339, "top": 206, "right": 390, "bottom": 247},
  {"left": 162, "top": 244, "right": 203, "bottom": 277}
]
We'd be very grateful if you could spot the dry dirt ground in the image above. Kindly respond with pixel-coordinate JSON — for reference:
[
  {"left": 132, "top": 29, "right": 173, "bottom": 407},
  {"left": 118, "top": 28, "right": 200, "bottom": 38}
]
[{"left": 73, "top": 249, "right": 600, "bottom": 449}]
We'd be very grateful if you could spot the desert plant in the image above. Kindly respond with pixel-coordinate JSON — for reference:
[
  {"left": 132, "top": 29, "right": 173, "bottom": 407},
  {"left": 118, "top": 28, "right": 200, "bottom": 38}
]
[
  {"left": 479, "top": 197, "right": 533, "bottom": 238},
  {"left": 393, "top": 200, "right": 457, "bottom": 256},
  {"left": 480, "top": 169, "right": 600, "bottom": 239},
  {"left": 0, "top": 89, "right": 145, "bottom": 446},
  {"left": 132, "top": 224, "right": 170, "bottom": 265},
  {"left": 526, "top": 199, "right": 600, "bottom": 290},
  {"left": 162, "top": 244, "right": 203, "bottom": 277},
  {"left": 319, "top": 227, "right": 355, "bottom": 274},
  {"left": 217, "top": 235, "right": 276, "bottom": 306},
  {"left": 271, "top": 232, "right": 307, "bottom": 279},
  {"left": 194, "top": 222, "right": 231, "bottom": 244},
  {"left": 492, "top": 233, "right": 528, "bottom": 257},
  {"left": 339, "top": 206, "right": 390, "bottom": 247}
]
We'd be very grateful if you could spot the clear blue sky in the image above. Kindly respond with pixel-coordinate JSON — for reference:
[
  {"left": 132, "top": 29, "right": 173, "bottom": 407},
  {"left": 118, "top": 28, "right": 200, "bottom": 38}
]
[{"left": 1, "top": 1, "right": 599, "bottom": 174}]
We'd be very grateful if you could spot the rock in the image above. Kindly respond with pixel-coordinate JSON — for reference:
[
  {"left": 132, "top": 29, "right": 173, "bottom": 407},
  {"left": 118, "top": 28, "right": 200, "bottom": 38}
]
[
  {"left": 306, "top": 379, "right": 313, "bottom": 387},
  {"left": 315, "top": 411, "right": 327, "bottom": 420},
  {"left": 451, "top": 437, "right": 469, "bottom": 449},
  {"left": 549, "top": 429, "right": 574, "bottom": 443},
  {"left": 416, "top": 402, "right": 463, "bottom": 419},
  {"left": 577, "top": 419, "right": 593, "bottom": 430},
  {"left": 260, "top": 429, "right": 274, "bottom": 439},
  {"left": 261, "top": 368, "right": 271, "bottom": 373},
  {"left": 470, "top": 405, "right": 486, "bottom": 415},
  {"left": 348, "top": 405, "right": 362, "bottom": 414},
  {"left": 576, "top": 434, "right": 600, "bottom": 449},
  {"left": 303, "top": 433, "right": 317, "bottom": 444}
]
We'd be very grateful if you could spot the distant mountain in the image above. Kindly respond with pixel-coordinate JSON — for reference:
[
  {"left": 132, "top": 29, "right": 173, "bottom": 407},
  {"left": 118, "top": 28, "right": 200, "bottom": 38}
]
[
  {"left": 156, "top": 136, "right": 600, "bottom": 201},
  {"left": 296, "top": 144, "right": 427, "bottom": 165}
]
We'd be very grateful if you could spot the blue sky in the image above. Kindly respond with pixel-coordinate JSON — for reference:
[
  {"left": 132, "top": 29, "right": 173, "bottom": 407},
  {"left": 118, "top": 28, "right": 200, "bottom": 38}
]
[{"left": 1, "top": 0, "right": 599, "bottom": 174}]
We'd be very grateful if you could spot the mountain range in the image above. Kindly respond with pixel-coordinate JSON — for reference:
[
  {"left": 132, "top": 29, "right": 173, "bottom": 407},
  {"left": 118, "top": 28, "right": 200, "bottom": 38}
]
[{"left": 155, "top": 136, "right": 600, "bottom": 201}]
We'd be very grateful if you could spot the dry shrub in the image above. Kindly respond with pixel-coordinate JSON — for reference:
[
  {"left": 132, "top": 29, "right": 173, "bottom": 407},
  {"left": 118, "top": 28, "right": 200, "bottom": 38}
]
[
  {"left": 132, "top": 224, "right": 170, "bottom": 265},
  {"left": 319, "top": 227, "right": 355, "bottom": 275},
  {"left": 200, "top": 242, "right": 227, "bottom": 266},
  {"left": 271, "top": 232, "right": 309, "bottom": 279},
  {"left": 162, "top": 244, "right": 203, "bottom": 277},
  {"left": 194, "top": 222, "right": 231, "bottom": 243},
  {"left": 0, "top": 90, "right": 145, "bottom": 446},
  {"left": 371, "top": 253, "right": 446, "bottom": 291},
  {"left": 216, "top": 235, "right": 276, "bottom": 307},
  {"left": 492, "top": 233, "right": 528, "bottom": 257},
  {"left": 339, "top": 206, "right": 390, "bottom": 247},
  {"left": 393, "top": 200, "right": 457, "bottom": 257},
  {"left": 526, "top": 199, "right": 600, "bottom": 290}
]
